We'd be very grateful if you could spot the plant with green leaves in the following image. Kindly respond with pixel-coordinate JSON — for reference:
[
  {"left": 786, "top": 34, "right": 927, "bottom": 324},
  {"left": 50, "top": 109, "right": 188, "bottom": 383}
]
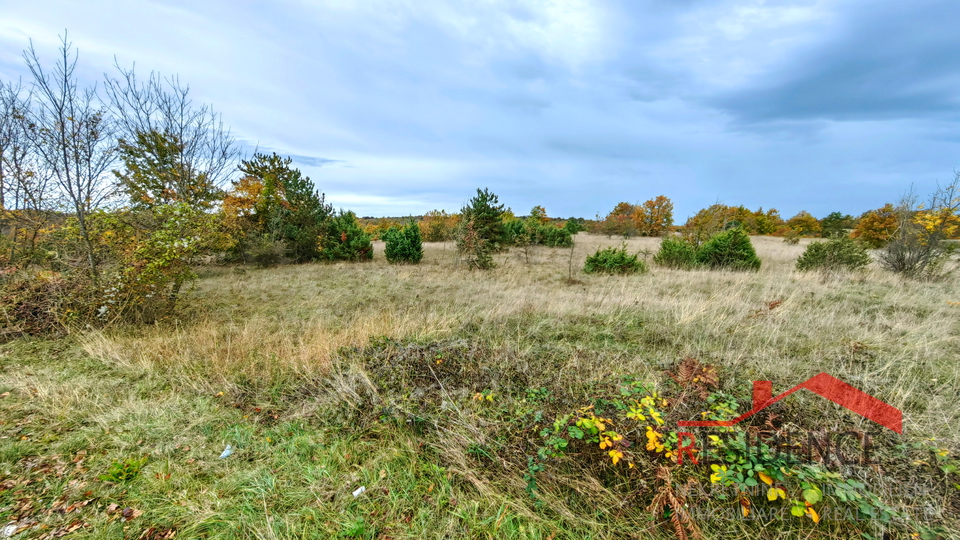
[
  {"left": 382, "top": 220, "right": 423, "bottom": 264},
  {"left": 653, "top": 236, "right": 698, "bottom": 269},
  {"left": 583, "top": 244, "right": 648, "bottom": 275},
  {"left": 318, "top": 210, "right": 373, "bottom": 262},
  {"left": 695, "top": 227, "right": 761, "bottom": 271},
  {"left": 795, "top": 236, "right": 871, "bottom": 272}
]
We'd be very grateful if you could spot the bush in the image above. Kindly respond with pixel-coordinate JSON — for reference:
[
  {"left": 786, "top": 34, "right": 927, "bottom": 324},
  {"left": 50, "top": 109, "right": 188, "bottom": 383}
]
[
  {"left": 383, "top": 220, "right": 424, "bottom": 264},
  {"left": 695, "top": 227, "right": 761, "bottom": 271},
  {"left": 653, "top": 236, "right": 698, "bottom": 269},
  {"left": 583, "top": 245, "right": 648, "bottom": 275},
  {"left": 247, "top": 233, "right": 286, "bottom": 267},
  {"left": 455, "top": 217, "right": 495, "bottom": 270},
  {"left": 795, "top": 237, "right": 871, "bottom": 272},
  {"left": 318, "top": 211, "right": 373, "bottom": 262},
  {"left": 529, "top": 222, "right": 572, "bottom": 248},
  {"left": 0, "top": 271, "right": 97, "bottom": 339}
]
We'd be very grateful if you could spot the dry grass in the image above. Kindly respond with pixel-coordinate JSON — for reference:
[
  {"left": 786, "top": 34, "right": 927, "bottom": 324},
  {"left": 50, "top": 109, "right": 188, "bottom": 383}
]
[
  {"left": 84, "top": 234, "right": 960, "bottom": 441},
  {"left": 3, "top": 233, "right": 958, "bottom": 539}
]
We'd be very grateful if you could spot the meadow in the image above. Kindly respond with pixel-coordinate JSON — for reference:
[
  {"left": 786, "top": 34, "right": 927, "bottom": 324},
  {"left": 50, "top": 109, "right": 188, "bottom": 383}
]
[{"left": 1, "top": 234, "right": 958, "bottom": 539}]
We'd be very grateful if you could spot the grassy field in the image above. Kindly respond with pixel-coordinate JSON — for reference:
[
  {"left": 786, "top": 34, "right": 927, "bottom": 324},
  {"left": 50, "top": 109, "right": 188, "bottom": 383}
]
[{"left": 2, "top": 234, "right": 959, "bottom": 539}]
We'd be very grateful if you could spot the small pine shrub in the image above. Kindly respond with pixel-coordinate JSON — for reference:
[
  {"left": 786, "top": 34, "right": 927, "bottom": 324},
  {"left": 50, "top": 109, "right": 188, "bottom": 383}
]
[
  {"left": 695, "top": 227, "right": 761, "bottom": 271},
  {"left": 653, "top": 236, "right": 698, "bottom": 269},
  {"left": 455, "top": 217, "right": 496, "bottom": 270},
  {"left": 383, "top": 220, "right": 424, "bottom": 264},
  {"left": 795, "top": 236, "right": 872, "bottom": 272},
  {"left": 318, "top": 211, "right": 373, "bottom": 262},
  {"left": 583, "top": 244, "right": 648, "bottom": 275}
]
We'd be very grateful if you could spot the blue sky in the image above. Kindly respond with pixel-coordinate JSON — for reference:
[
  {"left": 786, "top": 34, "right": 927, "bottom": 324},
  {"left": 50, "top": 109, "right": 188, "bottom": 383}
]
[{"left": 2, "top": 0, "right": 958, "bottom": 220}]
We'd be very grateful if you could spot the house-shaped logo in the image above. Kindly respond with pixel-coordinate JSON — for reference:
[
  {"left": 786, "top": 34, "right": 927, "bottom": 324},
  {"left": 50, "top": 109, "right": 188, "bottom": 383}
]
[{"left": 678, "top": 372, "right": 902, "bottom": 433}]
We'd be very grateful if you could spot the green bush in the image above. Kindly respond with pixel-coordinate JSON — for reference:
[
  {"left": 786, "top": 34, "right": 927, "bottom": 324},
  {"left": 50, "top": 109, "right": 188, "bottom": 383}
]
[
  {"left": 796, "top": 236, "right": 871, "bottom": 272},
  {"left": 529, "top": 222, "right": 572, "bottom": 248},
  {"left": 653, "top": 236, "right": 698, "bottom": 269},
  {"left": 583, "top": 245, "right": 648, "bottom": 275},
  {"left": 695, "top": 227, "right": 761, "bottom": 271},
  {"left": 318, "top": 211, "right": 373, "bottom": 262},
  {"left": 383, "top": 220, "right": 424, "bottom": 264}
]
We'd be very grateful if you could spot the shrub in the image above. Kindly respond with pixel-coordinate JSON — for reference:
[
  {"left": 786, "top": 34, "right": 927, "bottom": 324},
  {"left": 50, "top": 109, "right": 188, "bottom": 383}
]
[
  {"left": 563, "top": 218, "right": 586, "bottom": 235},
  {"left": 583, "top": 244, "right": 648, "bottom": 275},
  {"left": 781, "top": 228, "right": 801, "bottom": 244},
  {"left": 653, "top": 236, "right": 698, "bottom": 269},
  {"left": 795, "top": 237, "right": 872, "bottom": 272},
  {"left": 695, "top": 227, "right": 761, "bottom": 271},
  {"left": 383, "top": 220, "right": 424, "bottom": 264},
  {"left": 246, "top": 233, "right": 286, "bottom": 267},
  {"left": 529, "top": 222, "right": 572, "bottom": 248},
  {"left": 318, "top": 211, "right": 373, "bottom": 262},
  {"left": 455, "top": 217, "right": 495, "bottom": 270},
  {"left": 0, "top": 271, "right": 98, "bottom": 339}
]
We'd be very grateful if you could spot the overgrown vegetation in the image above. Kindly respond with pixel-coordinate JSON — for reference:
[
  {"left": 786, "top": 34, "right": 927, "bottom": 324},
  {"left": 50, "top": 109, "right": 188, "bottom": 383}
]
[
  {"left": 383, "top": 220, "right": 424, "bottom": 264},
  {"left": 653, "top": 228, "right": 762, "bottom": 271},
  {"left": 653, "top": 236, "right": 698, "bottom": 269},
  {"left": 796, "top": 236, "right": 872, "bottom": 272},
  {"left": 695, "top": 227, "right": 762, "bottom": 271},
  {"left": 583, "top": 244, "right": 648, "bottom": 274}
]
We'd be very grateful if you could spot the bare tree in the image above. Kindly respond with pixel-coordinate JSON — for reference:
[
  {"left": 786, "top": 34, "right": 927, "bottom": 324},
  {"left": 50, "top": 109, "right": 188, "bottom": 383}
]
[
  {"left": 22, "top": 33, "right": 118, "bottom": 282},
  {"left": 104, "top": 62, "right": 238, "bottom": 207},
  {"left": 0, "top": 80, "right": 58, "bottom": 266},
  {"left": 878, "top": 174, "right": 960, "bottom": 279}
]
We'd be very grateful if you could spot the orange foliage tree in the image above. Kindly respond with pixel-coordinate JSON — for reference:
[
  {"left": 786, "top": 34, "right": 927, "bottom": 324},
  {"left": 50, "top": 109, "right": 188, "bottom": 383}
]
[
  {"left": 595, "top": 202, "right": 636, "bottom": 237},
  {"left": 785, "top": 211, "right": 822, "bottom": 237},
  {"left": 418, "top": 210, "right": 460, "bottom": 242},
  {"left": 632, "top": 195, "right": 674, "bottom": 237},
  {"left": 852, "top": 204, "right": 898, "bottom": 248}
]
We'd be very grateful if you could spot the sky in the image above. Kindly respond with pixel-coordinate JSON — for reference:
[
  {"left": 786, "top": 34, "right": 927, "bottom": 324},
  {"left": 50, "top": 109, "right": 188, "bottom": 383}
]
[{"left": 1, "top": 0, "right": 958, "bottom": 220}]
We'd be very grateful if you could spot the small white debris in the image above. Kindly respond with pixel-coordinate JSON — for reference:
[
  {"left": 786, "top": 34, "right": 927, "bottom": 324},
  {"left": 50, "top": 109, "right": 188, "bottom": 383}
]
[
  {"left": 352, "top": 486, "right": 366, "bottom": 498},
  {"left": 3, "top": 524, "right": 19, "bottom": 537},
  {"left": 218, "top": 445, "right": 233, "bottom": 459}
]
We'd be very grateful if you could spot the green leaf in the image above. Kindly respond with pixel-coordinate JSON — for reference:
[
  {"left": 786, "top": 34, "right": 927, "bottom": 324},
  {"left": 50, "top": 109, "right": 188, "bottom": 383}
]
[{"left": 803, "top": 488, "right": 822, "bottom": 504}]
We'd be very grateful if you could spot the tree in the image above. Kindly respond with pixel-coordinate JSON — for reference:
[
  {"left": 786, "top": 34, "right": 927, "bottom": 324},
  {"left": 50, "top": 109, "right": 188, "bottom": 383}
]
[
  {"left": 1, "top": 80, "right": 56, "bottom": 267},
  {"left": 104, "top": 63, "right": 237, "bottom": 207},
  {"left": 529, "top": 205, "right": 549, "bottom": 225},
  {"left": 459, "top": 188, "right": 505, "bottom": 249},
  {"left": 851, "top": 204, "right": 897, "bottom": 248},
  {"left": 682, "top": 203, "right": 738, "bottom": 246},
  {"left": 22, "top": 34, "right": 117, "bottom": 283},
  {"left": 596, "top": 202, "right": 636, "bottom": 237},
  {"left": 318, "top": 210, "right": 372, "bottom": 262},
  {"left": 419, "top": 210, "right": 458, "bottom": 242},
  {"left": 113, "top": 129, "right": 218, "bottom": 208},
  {"left": 455, "top": 188, "right": 505, "bottom": 269},
  {"left": 819, "top": 212, "right": 855, "bottom": 239},
  {"left": 785, "top": 211, "right": 822, "bottom": 237},
  {"left": 633, "top": 195, "right": 674, "bottom": 236},
  {"left": 877, "top": 177, "right": 960, "bottom": 278},
  {"left": 224, "top": 153, "right": 331, "bottom": 262},
  {"left": 752, "top": 208, "right": 784, "bottom": 235}
]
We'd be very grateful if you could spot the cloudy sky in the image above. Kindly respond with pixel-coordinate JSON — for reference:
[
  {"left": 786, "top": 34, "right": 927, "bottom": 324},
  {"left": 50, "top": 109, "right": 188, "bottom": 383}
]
[{"left": 1, "top": 0, "right": 958, "bottom": 220}]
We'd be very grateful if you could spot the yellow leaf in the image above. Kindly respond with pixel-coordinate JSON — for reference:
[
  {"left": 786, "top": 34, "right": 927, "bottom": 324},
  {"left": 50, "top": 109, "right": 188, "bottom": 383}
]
[
  {"left": 758, "top": 472, "right": 773, "bottom": 485},
  {"left": 767, "top": 487, "right": 778, "bottom": 501},
  {"left": 806, "top": 505, "right": 820, "bottom": 523}
]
